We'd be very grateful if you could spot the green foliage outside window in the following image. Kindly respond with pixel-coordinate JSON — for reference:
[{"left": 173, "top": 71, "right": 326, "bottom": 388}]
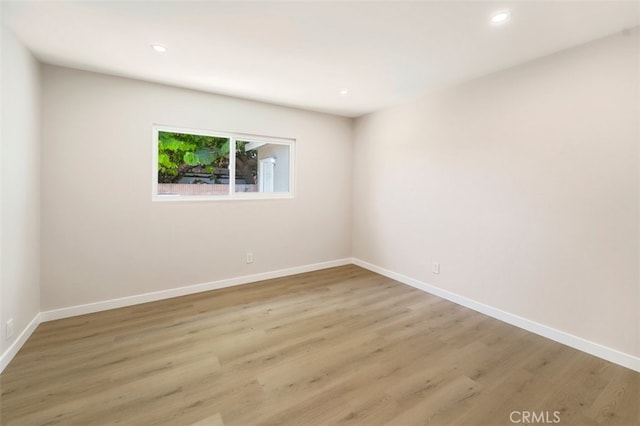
[{"left": 157, "top": 131, "right": 257, "bottom": 184}]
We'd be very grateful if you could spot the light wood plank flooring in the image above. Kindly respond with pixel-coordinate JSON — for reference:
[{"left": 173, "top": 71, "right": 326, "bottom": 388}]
[{"left": 1, "top": 265, "right": 638, "bottom": 425}]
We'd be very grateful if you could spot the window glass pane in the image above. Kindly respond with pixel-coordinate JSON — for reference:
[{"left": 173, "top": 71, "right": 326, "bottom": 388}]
[
  {"left": 234, "top": 140, "right": 258, "bottom": 193},
  {"left": 157, "top": 131, "right": 230, "bottom": 196},
  {"left": 235, "top": 141, "right": 290, "bottom": 193}
]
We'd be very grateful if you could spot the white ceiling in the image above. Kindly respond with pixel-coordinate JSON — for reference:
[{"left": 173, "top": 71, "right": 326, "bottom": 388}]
[{"left": 2, "top": 1, "right": 639, "bottom": 117}]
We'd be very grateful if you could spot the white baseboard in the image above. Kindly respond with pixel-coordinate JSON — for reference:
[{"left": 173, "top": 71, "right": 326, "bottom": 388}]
[
  {"left": 39, "top": 258, "right": 352, "bottom": 322},
  {"left": 0, "top": 312, "right": 41, "bottom": 373},
  {"left": 0, "top": 258, "right": 351, "bottom": 374},
  {"left": 352, "top": 258, "right": 640, "bottom": 373},
  {"left": 3, "top": 257, "right": 638, "bottom": 375}
]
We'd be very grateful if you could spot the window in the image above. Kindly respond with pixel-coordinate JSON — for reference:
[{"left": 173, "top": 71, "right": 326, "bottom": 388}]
[{"left": 152, "top": 125, "right": 294, "bottom": 201}]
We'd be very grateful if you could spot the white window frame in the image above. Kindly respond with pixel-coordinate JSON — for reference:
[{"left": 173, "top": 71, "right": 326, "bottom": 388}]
[{"left": 152, "top": 124, "right": 295, "bottom": 202}]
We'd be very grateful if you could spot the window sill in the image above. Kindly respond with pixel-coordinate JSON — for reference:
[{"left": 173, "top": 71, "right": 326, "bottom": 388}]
[{"left": 152, "top": 193, "right": 294, "bottom": 202}]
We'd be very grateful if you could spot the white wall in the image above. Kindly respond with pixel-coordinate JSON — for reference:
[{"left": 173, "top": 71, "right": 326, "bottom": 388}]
[
  {"left": 258, "top": 144, "right": 290, "bottom": 192},
  {"left": 0, "top": 26, "right": 41, "bottom": 356},
  {"left": 40, "top": 65, "right": 352, "bottom": 310},
  {"left": 353, "top": 32, "right": 639, "bottom": 357}
]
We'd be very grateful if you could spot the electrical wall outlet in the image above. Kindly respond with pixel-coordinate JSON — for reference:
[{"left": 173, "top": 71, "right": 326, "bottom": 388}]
[
  {"left": 5, "top": 318, "right": 14, "bottom": 341},
  {"left": 432, "top": 262, "right": 440, "bottom": 274},
  {"left": 246, "top": 252, "right": 254, "bottom": 264}
]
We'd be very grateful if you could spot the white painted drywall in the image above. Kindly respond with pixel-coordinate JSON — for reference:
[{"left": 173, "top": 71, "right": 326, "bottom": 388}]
[
  {"left": 0, "top": 26, "right": 41, "bottom": 356},
  {"left": 40, "top": 66, "right": 352, "bottom": 310},
  {"left": 352, "top": 32, "right": 640, "bottom": 357}
]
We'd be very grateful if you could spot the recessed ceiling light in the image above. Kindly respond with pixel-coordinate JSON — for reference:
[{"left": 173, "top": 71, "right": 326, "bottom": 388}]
[
  {"left": 151, "top": 44, "right": 167, "bottom": 53},
  {"left": 490, "top": 10, "right": 511, "bottom": 25},
  {"left": 339, "top": 89, "right": 349, "bottom": 95}
]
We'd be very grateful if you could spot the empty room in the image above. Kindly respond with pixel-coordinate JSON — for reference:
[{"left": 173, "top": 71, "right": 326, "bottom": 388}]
[{"left": 1, "top": 1, "right": 638, "bottom": 425}]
